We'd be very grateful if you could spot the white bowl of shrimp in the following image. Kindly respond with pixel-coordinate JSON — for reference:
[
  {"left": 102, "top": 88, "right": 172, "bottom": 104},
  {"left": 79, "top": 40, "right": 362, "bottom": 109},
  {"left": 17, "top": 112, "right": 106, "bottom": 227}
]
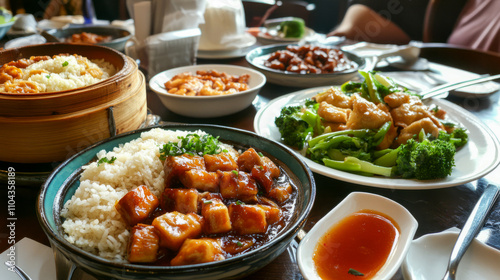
[{"left": 149, "top": 64, "right": 266, "bottom": 118}]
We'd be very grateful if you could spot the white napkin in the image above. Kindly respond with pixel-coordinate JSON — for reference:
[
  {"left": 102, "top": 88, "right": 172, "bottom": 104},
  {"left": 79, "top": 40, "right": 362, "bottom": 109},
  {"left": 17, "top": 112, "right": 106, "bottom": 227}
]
[{"left": 1, "top": 238, "right": 97, "bottom": 280}]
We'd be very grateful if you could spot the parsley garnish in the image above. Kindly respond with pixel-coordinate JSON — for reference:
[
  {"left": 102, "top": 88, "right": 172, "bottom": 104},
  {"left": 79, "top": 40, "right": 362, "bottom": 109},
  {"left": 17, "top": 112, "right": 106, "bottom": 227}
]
[
  {"left": 348, "top": 268, "right": 364, "bottom": 276},
  {"left": 62, "top": 61, "right": 69, "bottom": 67},
  {"left": 97, "top": 156, "right": 116, "bottom": 166},
  {"left": 159, "top": 133, "right": 225, "bottom": 160}
]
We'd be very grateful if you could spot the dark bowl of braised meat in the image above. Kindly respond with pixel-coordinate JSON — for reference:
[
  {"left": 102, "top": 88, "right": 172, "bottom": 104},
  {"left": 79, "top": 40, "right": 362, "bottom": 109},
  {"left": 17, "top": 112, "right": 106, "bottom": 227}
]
[
  {"left": 38, "top": 124, "right": 316, "bottom": 279},
  {"left": 48, "top": 25, "right": 132, "bottom": 51},
  {"left": 246, "top": 44, "right": 369, "bottom": 88}
]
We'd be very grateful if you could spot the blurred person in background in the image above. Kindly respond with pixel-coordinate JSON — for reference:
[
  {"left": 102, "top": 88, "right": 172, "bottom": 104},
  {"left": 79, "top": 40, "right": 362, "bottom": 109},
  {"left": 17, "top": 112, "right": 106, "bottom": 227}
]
[{"left": 328, "top": 0, "right": 499, "bottom": 53}]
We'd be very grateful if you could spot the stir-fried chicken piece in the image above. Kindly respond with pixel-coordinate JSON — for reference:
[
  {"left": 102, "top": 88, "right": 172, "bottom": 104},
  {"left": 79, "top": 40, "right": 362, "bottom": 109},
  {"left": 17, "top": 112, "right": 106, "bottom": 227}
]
[
  {"left": 395, "top": 117, "right": 441, "bottom": 146},
  {"left": 152, "top": 211, "right": 203, "bottom": 251},
  {"left": 390, "top": 97, "right": 445, "bottom": 130},
  {"left": 229, "top": 203, "right": 268, "bottom": 235},
  {"left": 313, "top": 86, "right": 352, "bottom": 108},
  {"left": 128, "top": 224, "right": 160, "bottom": 263},
  {"left": 170, "top": 238, "right": 225, "bottom": 266},
  {"left": 317, "top": 101, "right": 351, "bottom": 123},
  {"left": 179, "top": 169, "right": 220, "bottom": 192},
  {"left": 161, "top": 188, "right": 199, "bottom": 214},
  {"left": 204, "top": 152, "right": 238, "bottom": 172},
  {"left": 346, "top": 95, "right": 392, "bottom": 129},
  {"left": 201, "top": 197, "right": 232, "bottom": 234},
  {"left": 218, "top": 170, "right": 258, "bottom": 202},
  {"left": 164, "top": 154, "right": 205, "bottom": 186},
  {"left": 377, "top": 123, "right": 399, "bottom": 150},
  {"left": 384, "top": 91, "right": 412, "bottom": 108},
  {"left": 323, "top": 121, "right": 347, "bottom": 132},
  {"left": 115, "top": 185, "right": 159, "bottom": 226}
]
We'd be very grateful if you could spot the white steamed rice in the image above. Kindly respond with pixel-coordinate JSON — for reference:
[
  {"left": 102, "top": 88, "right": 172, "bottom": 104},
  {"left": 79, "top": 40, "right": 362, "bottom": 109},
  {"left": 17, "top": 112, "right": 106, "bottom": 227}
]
[{"left": 61, "top": 128, "right": 235, "bottom": 262}]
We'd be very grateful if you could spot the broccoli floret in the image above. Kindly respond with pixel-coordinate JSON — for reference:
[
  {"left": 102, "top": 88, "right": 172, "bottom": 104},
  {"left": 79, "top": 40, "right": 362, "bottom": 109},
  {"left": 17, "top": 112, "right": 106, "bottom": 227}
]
[
  {"left": 436, "top": 128, "right": 468, "bottom": 148},
  {"left": 396, "top": 138, "right": 456, "bottom": 180}
]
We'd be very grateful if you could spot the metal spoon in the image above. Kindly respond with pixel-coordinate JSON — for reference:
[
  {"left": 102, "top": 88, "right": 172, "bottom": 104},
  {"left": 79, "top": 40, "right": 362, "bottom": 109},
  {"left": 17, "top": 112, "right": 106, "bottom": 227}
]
[
  {"left": 4, "top": 261, "right": 33, "bottom": 280},
  {"left": 442, "top": 183, "right": 500, "bottom": 280}
]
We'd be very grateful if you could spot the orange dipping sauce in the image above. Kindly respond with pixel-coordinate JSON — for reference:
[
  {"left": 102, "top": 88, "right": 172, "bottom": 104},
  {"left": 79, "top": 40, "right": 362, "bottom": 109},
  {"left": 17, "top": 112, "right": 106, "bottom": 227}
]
[{"left": 313, "top": 210, "right": 400, "bottom": 280}]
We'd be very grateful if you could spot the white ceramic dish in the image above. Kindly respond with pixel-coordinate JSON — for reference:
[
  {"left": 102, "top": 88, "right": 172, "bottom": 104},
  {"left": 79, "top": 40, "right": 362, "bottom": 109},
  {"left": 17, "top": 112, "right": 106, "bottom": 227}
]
[
  {"left": 254, "top": 86, "right": 500, "bottom": 189},
  {"left": 297, "top": 192, "right": 418, "bottom": 280},
  {"left": 402, "top": 228, "right": 500, "bottom": 280},
  {"left": 245, "top": 44, "right": 368, "bottom": 88},
  {"left": 197, "top": 33, "right": 256, "bottom": 59},
  {"left": 149, "top": 64, "right": 266, "bottom": 118}
]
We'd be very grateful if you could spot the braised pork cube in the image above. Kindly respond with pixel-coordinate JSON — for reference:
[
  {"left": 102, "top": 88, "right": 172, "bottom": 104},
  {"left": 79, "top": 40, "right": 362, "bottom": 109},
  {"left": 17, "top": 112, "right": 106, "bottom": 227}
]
[
  {"left": 115, "top": 185, "right": 159, "bottom": 226},
  {"left": 218, "top": 170, "right": 258, "bottom": 201},
  {"left": 128, "top": 224, "right": 159, "bottom": 263},
  {"left": 251, "top": 165, "right": 274, "bottom": 193},
  {"left": 179, "top": 169, "right": 220, "bottom": 192},
  {"left": 152, "top": 211, "right": 203, "bottom": 251},
  {"left": 229, "top": 203, "right": 267, "bottom": 235},
  {"left": 257, "top": 197, "right": 282, "bottom": 224},
  {"left": 161, "top": 188, "right": 199, "bottom": 214},
  {"left": 204, "top": 152, "right": 238, "bottom": 172},
  {"left": 268, "top": 184, "right": 293, "bottom": 204},
  {"left": 170, "top": 238, "right": 225, "bottom": 266},
  {"left": 222, "top": 237, "right": 255, "bottom": 255},
  {"left": 201, "top": 197, "right": 231, "bottom": 234},
  {"left": 238, "top": 148, "right": 280, "bottom": 178},
  {"left": 164, "top": 154, "right": 205, "bottom": 186}
]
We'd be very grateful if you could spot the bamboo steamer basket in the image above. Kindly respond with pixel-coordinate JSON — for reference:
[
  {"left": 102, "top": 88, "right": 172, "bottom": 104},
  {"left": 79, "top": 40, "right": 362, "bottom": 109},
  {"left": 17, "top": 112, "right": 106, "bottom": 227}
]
[{"left": 0, "top": 43, "right": 147, "bottom": 163}]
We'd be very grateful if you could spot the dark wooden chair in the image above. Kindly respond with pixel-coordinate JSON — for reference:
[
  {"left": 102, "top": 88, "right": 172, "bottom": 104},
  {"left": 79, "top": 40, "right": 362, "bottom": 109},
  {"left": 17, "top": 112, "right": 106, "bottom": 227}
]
[
  {"left": 422, "top": 0, "right": 467, "bottom": 43},
  {"left": 242, "top": 0, "right": 316, "bottom": 27}
]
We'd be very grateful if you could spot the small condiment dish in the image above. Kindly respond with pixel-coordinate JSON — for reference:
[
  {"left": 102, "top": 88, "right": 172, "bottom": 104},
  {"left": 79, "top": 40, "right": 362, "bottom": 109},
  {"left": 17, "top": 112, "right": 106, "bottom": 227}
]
[
  {"left": 297, "top": 192, "right": 418, "bottom": 280},
  {"left": 402, "top": 228, "right": 500, "bottom": 280},
  {"left": 149, "top": 64, "right": 266, "bottom": 118}
]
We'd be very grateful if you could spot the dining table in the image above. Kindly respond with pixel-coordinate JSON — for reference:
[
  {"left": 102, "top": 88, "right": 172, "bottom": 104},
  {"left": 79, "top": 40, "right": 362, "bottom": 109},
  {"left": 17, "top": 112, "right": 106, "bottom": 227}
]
[{"left": 1, "top": 40, "right": 500, "bottom": 280}]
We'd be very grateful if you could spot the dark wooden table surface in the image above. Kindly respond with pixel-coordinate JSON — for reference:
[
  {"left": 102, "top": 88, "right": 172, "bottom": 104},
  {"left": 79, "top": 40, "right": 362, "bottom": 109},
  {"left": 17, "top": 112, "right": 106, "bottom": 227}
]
[{"left": 1, "top": 43, "right": 500, "bottom": 280}]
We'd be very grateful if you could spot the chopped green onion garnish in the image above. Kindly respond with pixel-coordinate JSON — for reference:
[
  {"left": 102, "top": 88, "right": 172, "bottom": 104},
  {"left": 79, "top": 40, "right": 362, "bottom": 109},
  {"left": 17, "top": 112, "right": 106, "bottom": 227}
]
[
  {"left": 97, "top": 156, "right": 116, "bottom": 166},
  {"left": 232, "top": 170, "right": 239, "bottom": 176},
  {"left": 203, "top": 200, "right": 212, "bottom": 204},
  {"left": 348, "top": 268, "right": 364, "bottom": 276},
  {"left": 258, "top": 152, "right": 264, "bottom": 157},
  {"left": 62, "top": 61, "right": 69, "bottom": 67},
  {"left": 237, "top": 241, "right": 243, "bottom": 246},
  {"left": 235, "top": 200, "right": 244, "bottom": 205}
]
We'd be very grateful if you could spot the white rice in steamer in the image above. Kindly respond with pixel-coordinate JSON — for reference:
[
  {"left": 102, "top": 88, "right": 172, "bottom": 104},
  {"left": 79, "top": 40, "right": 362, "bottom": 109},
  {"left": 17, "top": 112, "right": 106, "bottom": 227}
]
[{"left": 61, "top": 128, "right": 236, "bottom": 262}]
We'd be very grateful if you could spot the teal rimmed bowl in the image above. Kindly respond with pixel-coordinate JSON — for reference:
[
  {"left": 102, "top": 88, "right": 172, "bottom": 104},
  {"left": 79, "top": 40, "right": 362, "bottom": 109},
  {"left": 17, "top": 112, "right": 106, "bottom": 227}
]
[{"left": 37, "top": 124, "right": 315, "bottom": 279}]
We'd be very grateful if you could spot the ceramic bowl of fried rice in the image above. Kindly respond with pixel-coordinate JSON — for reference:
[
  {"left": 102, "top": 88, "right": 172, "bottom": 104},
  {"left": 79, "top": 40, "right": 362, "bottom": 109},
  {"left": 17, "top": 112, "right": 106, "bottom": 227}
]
[{"left": 37, "top": 124, "right": 315, "bottom": 280}]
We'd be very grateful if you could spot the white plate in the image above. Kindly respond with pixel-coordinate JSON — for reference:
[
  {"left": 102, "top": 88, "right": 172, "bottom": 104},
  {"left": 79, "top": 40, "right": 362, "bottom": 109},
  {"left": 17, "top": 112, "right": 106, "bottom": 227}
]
[
  {"left": 297, "top": 192, "right": 418, "bottom": 280},
  {"left": 254, "top": 87, "right": 500, "bottom": 189},
  {"left": 402, "top": 228, "right": 500, "bottom": 280}
]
